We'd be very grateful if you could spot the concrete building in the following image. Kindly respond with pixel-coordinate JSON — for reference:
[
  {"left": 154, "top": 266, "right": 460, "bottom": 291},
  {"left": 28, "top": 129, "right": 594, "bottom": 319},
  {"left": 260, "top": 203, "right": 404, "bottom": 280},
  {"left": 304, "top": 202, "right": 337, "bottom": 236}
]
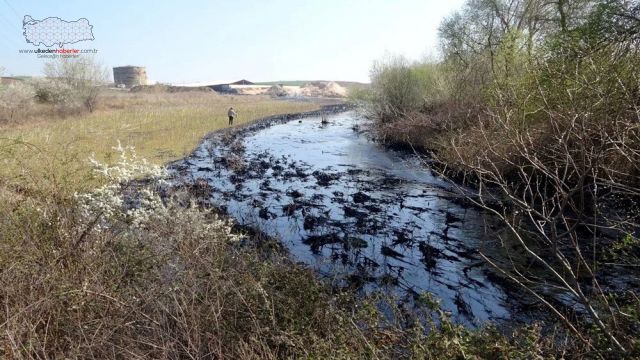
[{"left": 113, "top": 66, "right": 147, "bottom": 88}]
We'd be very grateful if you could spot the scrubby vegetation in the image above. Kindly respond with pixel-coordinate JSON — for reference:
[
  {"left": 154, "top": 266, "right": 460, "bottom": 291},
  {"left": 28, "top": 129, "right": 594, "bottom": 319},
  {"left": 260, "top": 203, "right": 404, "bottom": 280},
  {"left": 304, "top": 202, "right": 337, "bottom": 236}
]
[
  {"left": 1, "top": 144, "right": 559, "bottom": 358},
  {"left": 0, "top": 58, "right": 570, "bottom": 358},
  {"left": 0, "top": 58, "right": 557, "bottom": 358},
  {"left": 3, "top": 1, "right": 639, "bottom": 355},
  {"left": 0, "top": 82, "right": 34, "bottom": 122},
  {"left": 0, "top": 62, "right": 358, "bottom": 358},
  {"left": 365, "top": 0, "right": 640, "bottom": 357}
]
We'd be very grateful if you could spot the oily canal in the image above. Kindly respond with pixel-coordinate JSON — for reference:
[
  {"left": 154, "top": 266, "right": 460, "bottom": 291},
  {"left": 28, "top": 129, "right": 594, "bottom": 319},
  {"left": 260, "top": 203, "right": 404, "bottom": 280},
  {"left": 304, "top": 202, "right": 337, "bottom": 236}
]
[{"left": 169, "top": 108, "right": 533, "bottom": 326}]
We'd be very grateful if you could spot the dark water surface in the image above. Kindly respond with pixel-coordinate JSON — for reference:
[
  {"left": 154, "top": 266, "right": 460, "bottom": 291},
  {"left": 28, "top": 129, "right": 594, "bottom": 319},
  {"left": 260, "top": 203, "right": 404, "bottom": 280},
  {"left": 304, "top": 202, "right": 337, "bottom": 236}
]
[{"left": 171, "top": 111, "right": 519, "bottom": 326}]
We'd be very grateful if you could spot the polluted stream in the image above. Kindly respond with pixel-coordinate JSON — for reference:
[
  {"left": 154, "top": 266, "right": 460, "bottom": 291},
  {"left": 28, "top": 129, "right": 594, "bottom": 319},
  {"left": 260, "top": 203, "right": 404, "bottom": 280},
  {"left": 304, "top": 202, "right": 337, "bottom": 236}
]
[{"left": 170, "top": 108, "right": 531, "bottom": 327}]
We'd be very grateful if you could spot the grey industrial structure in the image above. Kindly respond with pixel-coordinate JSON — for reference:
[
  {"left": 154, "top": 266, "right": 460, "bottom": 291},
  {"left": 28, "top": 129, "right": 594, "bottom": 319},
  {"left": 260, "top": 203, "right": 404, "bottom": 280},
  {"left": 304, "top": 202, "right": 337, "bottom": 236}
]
[
  {"left": 209, "top": 80, "right": 255, "bottom": 93},
  {"left": 113, "top": 66, "right": 147, "bottom": 88}
]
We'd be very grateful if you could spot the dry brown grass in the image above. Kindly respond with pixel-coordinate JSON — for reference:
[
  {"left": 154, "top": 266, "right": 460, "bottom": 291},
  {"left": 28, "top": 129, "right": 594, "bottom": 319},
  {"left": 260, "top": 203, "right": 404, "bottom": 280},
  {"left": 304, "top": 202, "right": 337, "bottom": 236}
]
[
  {"left": 0, "top": 91, "right": 317, "bottom": 196},
  {"left": 0, "top": 180, "right": 552, "bottom": 359},
  {"left": 371, "top": 41, "right": 640, "bottom": 356}
]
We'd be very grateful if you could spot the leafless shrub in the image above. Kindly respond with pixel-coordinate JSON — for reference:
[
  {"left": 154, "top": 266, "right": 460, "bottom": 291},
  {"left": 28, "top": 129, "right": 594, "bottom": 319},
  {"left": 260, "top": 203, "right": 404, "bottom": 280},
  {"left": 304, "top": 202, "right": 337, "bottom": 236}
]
[
  {"left": 0, "top": 82, "right": 34, "bottom": 122},
  {"left": 434, "top": 57, "right": 640, "bottom": 354},
  {"left": 43, "top": 57, "right": 108, "bottom": 112},
  {"left": 367, "top": 0, "right": 640, "bottom": 356},
  {"left": 369, "top": 55, "right": 423, "bottom": 121},
  {"left": 375, "top": 100, "right": 484, "bottom": 150},
  {"left": 31, "top": 78, "right": 79, "bottom": 109}
]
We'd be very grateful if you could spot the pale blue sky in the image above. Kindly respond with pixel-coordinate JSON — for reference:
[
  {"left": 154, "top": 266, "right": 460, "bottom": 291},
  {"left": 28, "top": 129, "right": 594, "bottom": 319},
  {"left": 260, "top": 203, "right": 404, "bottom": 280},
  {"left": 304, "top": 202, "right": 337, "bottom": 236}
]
[{"left": 0, "top": 0, "right": 464, "bottom": 83}]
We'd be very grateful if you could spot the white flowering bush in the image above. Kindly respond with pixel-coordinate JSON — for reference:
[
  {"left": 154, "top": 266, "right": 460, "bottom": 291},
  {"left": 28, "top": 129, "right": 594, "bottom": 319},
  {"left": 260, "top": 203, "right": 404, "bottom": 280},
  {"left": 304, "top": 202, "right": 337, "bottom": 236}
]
[
  {"left": 75, "top": 142, "right": 167, "bottom": 229},
  {"left": 90, "top": 142, "right": 167, "bottom": 182},
  {"left": 76, "top": 142, "right": 239, "bottom": 244},
  {"left": 75, "top": 145, "right": 223, "bottom": 230}
]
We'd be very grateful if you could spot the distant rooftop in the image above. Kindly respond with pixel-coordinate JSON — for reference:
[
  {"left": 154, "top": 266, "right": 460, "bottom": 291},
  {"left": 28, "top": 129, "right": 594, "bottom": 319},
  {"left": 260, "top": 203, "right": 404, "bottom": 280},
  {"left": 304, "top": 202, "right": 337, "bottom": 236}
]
[
  {"left": 230, "top": 79, "right": 254, "bottom": 85},
  {"left": 175, "top": 79, "right": 254, "bottom": 87}
]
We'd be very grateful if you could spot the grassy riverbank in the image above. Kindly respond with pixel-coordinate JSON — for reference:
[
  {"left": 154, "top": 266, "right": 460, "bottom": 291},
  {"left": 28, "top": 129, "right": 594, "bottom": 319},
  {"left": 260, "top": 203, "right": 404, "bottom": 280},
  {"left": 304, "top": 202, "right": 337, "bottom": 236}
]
[
  {"left": 0, "top": 90, "right": 557, "bottom": 358},
  {"left": 0, "top": 92, "right": 317, "bottom": 196}
]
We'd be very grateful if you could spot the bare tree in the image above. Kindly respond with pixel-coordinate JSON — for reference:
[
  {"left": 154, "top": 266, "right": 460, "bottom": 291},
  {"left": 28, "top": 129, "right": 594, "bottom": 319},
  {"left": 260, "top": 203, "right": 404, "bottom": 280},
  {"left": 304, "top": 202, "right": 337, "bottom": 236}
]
[
  {"left": 44, "top": 57, "right": 108, "bottom": 112},
  {"left": 369, "top": 55, "right": 423, "bottom": 120},
  {"left": 419, "top": 0, "right": 640, "bottom": 355},
  {"left": 432, "top": 51, "right": 640, "bottom": 354},
  {"left": 0, "top": 82, "right": 35, "bottom": 122}
]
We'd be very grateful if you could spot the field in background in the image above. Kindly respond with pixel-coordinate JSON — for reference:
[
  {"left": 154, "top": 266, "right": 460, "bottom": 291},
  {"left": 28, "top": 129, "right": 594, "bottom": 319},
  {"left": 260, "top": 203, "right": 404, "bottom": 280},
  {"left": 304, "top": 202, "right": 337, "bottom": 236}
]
[{"left": 0, "top": 91, "right": 317, "bottom": 195}]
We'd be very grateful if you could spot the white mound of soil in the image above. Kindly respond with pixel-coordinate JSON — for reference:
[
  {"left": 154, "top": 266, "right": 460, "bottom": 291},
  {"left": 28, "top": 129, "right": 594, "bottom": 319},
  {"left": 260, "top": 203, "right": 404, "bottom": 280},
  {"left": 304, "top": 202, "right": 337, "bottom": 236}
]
[
  {"left": 298, "top": 81, "right": 347, "bottom": 97},
  {"left": 228, "top": 81, "right": 348, "bottom": 98},
  {"left": 267, "top": 84, "right": 288, "bottom": 97}
]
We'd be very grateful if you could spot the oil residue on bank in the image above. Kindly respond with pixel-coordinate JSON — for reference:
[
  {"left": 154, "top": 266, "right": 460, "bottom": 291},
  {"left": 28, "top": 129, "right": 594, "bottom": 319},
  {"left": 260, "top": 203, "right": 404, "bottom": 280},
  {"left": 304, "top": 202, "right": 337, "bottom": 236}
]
[{"left": 170, "top": 111, "right": 522, "bottom": 326}]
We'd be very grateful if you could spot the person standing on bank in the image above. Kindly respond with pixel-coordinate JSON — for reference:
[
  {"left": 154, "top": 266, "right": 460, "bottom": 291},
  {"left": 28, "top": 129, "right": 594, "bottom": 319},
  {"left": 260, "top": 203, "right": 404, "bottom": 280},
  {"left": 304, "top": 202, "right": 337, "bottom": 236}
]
[{"left": 228, "top": 107, "right": 237, "bottom": 126}]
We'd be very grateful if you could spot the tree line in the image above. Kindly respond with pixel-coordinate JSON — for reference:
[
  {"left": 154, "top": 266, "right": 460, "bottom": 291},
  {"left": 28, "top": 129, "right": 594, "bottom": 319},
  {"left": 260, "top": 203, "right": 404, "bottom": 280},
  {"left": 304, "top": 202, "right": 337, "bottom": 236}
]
[{"left": 364, "top": 0, "right": 640, "bottom": 356}]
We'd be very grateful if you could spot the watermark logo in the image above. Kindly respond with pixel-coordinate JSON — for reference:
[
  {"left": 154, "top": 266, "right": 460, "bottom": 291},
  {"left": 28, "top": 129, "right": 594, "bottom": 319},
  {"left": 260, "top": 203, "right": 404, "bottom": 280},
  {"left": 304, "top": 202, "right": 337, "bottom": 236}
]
[{"left": 19, "top": 15, "right": 98, "bottom": 58}]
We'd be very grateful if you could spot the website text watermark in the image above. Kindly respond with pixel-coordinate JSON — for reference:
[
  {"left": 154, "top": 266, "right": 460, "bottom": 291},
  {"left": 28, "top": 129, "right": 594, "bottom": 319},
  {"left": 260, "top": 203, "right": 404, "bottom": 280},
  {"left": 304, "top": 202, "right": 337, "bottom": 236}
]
[{"left": 18, "top": 48, "right": 99, "bottom": 58}]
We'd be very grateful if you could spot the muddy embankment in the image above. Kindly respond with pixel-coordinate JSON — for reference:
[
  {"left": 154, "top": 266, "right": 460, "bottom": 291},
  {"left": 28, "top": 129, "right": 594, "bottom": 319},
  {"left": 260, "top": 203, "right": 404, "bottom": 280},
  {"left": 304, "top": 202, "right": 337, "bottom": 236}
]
[{"left": 167, "top": 105, "right": 543, "bottom": 327}]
